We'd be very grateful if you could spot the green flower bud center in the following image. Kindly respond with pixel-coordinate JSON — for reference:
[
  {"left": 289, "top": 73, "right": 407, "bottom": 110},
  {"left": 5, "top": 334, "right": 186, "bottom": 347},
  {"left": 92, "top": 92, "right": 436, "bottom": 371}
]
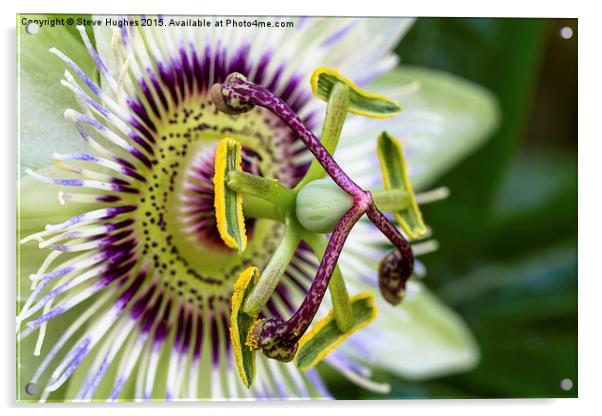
[{"left": 295, "top": 179, "right": 353, "bottom": 233}]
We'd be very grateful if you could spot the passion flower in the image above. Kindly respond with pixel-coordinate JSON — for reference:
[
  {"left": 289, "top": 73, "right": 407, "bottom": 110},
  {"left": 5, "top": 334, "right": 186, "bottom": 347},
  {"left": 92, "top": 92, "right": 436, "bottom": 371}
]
[{"left": 17, "top": 16, "right": 497, "bottom": 401}]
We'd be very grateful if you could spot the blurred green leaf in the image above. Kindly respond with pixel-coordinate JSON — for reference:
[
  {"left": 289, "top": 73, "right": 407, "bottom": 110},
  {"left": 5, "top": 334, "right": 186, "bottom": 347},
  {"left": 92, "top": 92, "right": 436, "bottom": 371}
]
[
  {"left": 488, "top": 150, "right": 577, "bottom": 258},
  {"left": 398, "top": 18, "right": 548, "bottom": 247},
  {"left": 437, "top": 240, "right": 577, "bottom": 398}
]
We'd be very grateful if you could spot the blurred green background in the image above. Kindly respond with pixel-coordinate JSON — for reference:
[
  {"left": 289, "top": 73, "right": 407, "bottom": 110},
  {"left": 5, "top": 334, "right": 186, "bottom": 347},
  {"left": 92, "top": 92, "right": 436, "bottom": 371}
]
[{"left": 326, "top": 17, "right": 578, "bottom": 399}]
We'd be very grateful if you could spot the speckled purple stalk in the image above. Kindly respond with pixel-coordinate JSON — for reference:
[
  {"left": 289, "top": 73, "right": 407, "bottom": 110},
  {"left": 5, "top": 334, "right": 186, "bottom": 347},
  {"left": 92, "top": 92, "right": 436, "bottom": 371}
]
[
  {"left": 256, "top": 197, "right": 369, "bottom": 350},
  {"left": 214, "top": 73, "right": 364, "bottom": 199}
]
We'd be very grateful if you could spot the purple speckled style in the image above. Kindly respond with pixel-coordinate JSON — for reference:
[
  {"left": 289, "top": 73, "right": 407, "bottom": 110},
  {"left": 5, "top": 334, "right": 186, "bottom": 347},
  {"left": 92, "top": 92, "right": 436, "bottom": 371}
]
[{"left": 259, "top": 201, "right": 369, "bottom": 347}]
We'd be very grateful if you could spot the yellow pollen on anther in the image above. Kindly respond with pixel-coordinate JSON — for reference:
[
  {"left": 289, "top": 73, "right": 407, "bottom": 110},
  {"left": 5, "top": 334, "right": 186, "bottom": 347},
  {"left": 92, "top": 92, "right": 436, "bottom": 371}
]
[
  {"left": 213, "top": 137, "right": 248, "bottom": 252},
  {"left": 230, "top": 266, "right": 260, "bottom": 387}
]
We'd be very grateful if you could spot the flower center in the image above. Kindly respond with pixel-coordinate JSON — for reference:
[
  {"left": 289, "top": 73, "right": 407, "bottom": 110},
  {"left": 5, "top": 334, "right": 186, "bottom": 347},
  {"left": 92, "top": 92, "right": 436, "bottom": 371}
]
[{"left": 133, "top": 94, "right": 297, "bottom": 306}]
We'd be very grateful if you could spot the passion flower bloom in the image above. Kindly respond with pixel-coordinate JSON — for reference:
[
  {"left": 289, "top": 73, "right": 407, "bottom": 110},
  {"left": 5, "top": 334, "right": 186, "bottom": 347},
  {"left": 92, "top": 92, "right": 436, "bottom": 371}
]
[{"left": 17, "top": 16, "right": 498, "bottom": 402}]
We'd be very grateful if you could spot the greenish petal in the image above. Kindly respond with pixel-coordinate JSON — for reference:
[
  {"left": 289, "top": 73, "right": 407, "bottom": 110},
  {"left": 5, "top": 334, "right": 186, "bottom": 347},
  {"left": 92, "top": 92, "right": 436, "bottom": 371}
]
[
  {"left": 91, "top": 16, "right": 119, "bottom": 90},
  {"left": 18, "top": 14, "right": 95, "bottom": 171},
  {"left": 345, "top": 282, "right": 479, "bottom": 380},
  {"left": 17, "top": 298, "right": 93, "bottom": 402},
  {"left": 367, "top": 66, "right": 499, "bottom": 190}
]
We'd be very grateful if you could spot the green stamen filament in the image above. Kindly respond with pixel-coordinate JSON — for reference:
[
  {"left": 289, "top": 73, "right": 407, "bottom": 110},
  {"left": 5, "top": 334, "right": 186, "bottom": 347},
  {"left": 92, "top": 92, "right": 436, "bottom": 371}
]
[
  {"left": 242, "top": 217, "right": 302, "bottom": 317},
  {"left": 296, "top": 82, "right": 350, "bottom": 189}
]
